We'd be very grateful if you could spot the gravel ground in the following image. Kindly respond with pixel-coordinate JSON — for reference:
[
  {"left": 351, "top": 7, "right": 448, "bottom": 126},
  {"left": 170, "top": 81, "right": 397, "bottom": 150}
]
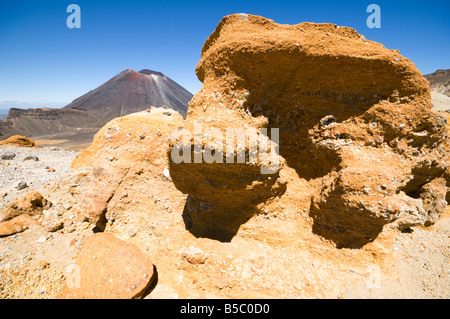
[
  {"left": 341, "top": 217, "right": 450, "bottom": 298},
  {"left": 0, "top": 145, "right": 78, "bottom": 211},
  {"left": 0, "top": 144, "right": 85, "bottom": 298}
]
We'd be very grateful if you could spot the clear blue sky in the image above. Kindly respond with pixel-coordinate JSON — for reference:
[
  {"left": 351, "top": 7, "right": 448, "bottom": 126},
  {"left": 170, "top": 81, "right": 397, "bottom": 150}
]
[{"left": 0, "top": 0, "right": 449, "bottom": 109}]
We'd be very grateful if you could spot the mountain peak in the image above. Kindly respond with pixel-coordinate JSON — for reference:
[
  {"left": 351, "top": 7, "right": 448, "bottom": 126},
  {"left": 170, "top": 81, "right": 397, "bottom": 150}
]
[
  {"left": 63, "top": 68, "right": 192, "bottom": 119},
  {"left": 0, "top": 68, "right": 192, "bottom": 139}
]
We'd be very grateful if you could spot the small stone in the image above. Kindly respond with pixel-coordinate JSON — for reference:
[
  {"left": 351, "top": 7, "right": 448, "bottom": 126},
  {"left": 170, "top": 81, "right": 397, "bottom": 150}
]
[
  {"left": 36, "top": 236, "right": 47, "bottom": 243},
  {"left": 14, "top": 181, "right": 28, "bottom": 190},
  {"left": 24, "top": 156, "right": 39, "bottom": 162},
  {"left": 36, "top": 234, "right": 52, "bottom": 243},
  {"left": 36, "top": 260, "right": 49, "bottom": 270},
  {"left": 181, "top": 246, "right": 208, "bottom": 265},
  {"left": 319, "top": 115, "right": 337, "bottom": 128},
  {"left": 413, "top": 130, "right": 428, "bottom": 137},
  {"left": 45, "top": 220, "right": 64, "bottom": 232},
  {"left": 1, "top": 152, "right": 16, "bottom": 160},
  {"left": 436, "top": 116, "right": 447, "bottom": 126}
]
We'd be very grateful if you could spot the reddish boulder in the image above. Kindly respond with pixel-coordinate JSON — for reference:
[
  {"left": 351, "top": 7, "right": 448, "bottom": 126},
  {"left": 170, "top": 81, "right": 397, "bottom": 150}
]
[{"left": 56, "top": 232, "right": 155, "bottom": 299}]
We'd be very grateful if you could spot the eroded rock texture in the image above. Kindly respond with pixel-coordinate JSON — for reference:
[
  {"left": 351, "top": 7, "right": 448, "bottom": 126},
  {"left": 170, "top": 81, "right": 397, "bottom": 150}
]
[
  {"left": 169, "top": 14, "right": 449, "bottom": 247},
  {"left": 67, "top": 108, "right": 184, "bottom": 230},
  {"left": 0, "top": 191, "right": 52, "bottom": 223},
  {"left": 56, "top": 232, "right": 155, "bottom": 299},
  {"left": 0, "top": 135, "right": 35, "bottom": 147}
]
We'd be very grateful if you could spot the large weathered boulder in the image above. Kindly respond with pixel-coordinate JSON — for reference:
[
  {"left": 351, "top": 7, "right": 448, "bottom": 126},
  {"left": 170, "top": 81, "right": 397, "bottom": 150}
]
[
  {"left": 56, "top": 232, "right": 155, "bottom": 299},
  {"left": 168, "top": 14, "right": 449, "bottom": 247},
  {"left": 67, "top": 108, "right": 185, "bottom": 230}
]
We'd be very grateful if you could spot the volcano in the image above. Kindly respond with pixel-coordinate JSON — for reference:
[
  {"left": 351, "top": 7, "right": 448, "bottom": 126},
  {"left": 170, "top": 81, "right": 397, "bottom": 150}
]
[
  {"left": 0, "top": 69, "right": 192, "bottom": 141},
  {"left": 64, "top": 69, "right": 192, "bottom": 122}
]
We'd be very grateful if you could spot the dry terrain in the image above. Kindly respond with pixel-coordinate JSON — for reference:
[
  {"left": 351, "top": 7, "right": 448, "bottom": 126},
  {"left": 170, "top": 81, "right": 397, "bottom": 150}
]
[{"left": 0, "top": 15, "right": 449, "bottom": 299}]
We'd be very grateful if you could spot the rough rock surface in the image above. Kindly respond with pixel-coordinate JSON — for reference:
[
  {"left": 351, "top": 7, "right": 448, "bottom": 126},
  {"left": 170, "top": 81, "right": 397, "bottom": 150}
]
[
  {"left": 0, "top": 135, "right": 35, "bottom": 147},
  {"left": 56, "top": 232, "right": 154, "bottom": 299},
  {"left": 0, "top": 15, "right": 449, "bottom": 300},
  {"left": 0, "top": 191, "right": 52, "bottom": 223},
  {"left": 0, "top": 214, "right": 41, "bottom": 237},
  {"left": 0, "top": 108, "right": 448, "bottom": 299},
  {"left": 66, "top": 107, "right": 185, "bottom": 230},
  {"left": 168, "top": 13, "right": 450, "bottom": 247}
]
